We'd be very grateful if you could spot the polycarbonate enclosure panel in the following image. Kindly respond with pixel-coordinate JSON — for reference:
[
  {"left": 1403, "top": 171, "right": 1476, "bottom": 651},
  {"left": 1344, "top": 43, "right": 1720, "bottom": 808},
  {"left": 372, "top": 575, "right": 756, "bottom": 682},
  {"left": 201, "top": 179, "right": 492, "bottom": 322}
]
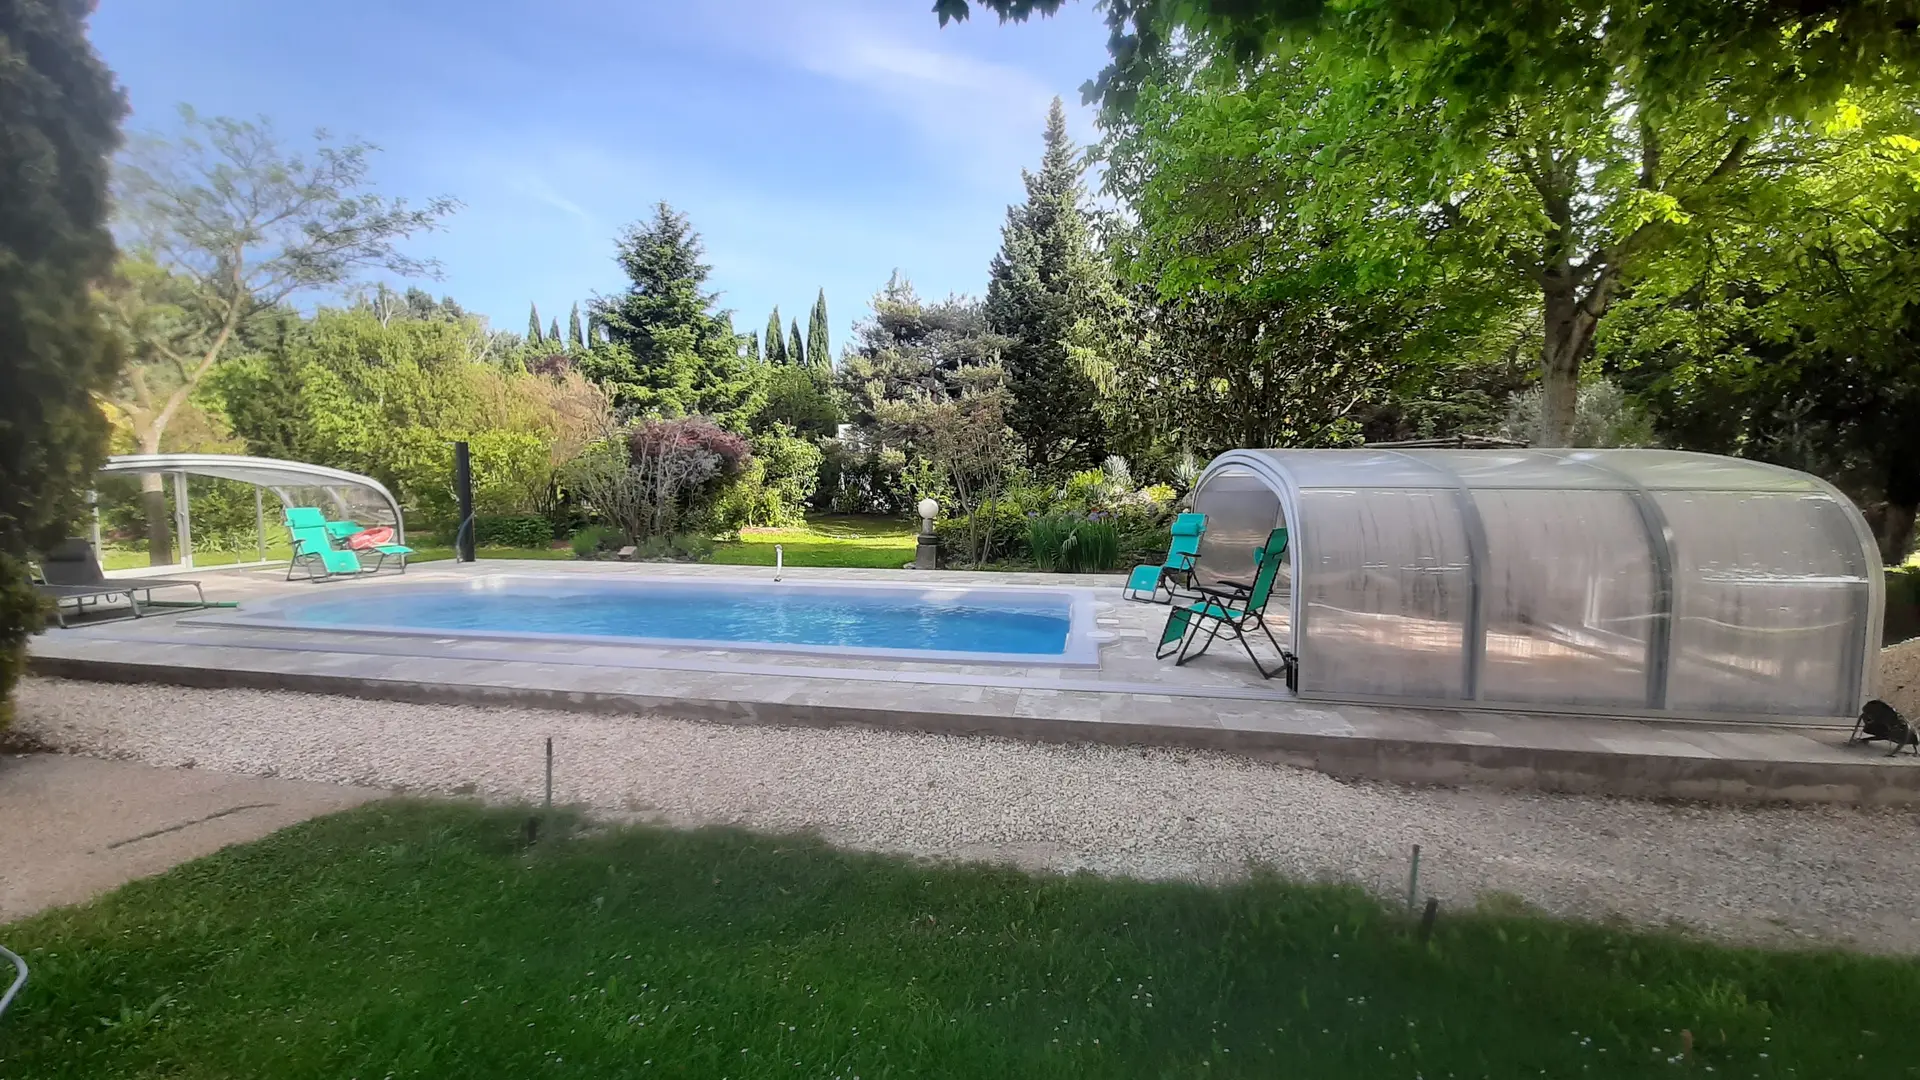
[
  {"left": 1296, "top": 487, "right": 1471, "bottom": 699},
  {"left": 1658, "top": 492, "right": 1871, "bottom": 716},
  {"left": 1420, "top": 450, "right": 1635, "bottom": 490},
  {"left": 1189, "top": 468, "right": 1283, "bottom": 592},
  {"left": 1577, "top": 450, "right": 1823, "bottom": 492},
  {"left": 1472, "top": 489, "right": 1657, "bottom": 707},
  {"left": 1269, "top": 449, "right": 1457, "bottom": 490}
]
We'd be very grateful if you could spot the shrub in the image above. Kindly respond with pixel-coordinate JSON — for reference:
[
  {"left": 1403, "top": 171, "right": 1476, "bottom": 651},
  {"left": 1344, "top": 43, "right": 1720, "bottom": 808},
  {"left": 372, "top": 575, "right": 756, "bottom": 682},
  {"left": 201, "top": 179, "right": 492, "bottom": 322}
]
[
  {"left": 712, "top": 426, "right": 824, "bottom": 529},
  {"left": 569, "top": 524, "right": 629, "bottom": 557},
  {"left": 933, "top": 501, "right": 1029, "bottom": 566},
  {"left": 475, "top": 514, "right": 553, "bottom": 549},
  {"left": 1027, "top": 512, "right": 1121, "bottom": 573}
]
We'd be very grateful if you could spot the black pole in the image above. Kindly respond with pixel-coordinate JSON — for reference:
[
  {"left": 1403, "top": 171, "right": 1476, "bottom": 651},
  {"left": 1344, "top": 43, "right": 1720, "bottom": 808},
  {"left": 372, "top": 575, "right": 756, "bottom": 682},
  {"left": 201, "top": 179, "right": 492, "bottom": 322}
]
[{"left": 453, "top": 440, "right": 475, "bottom": 562}]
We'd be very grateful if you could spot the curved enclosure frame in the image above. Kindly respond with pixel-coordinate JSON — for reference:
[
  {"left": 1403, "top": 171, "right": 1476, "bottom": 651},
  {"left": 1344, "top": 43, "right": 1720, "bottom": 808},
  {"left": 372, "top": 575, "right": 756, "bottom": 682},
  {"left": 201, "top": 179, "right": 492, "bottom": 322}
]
[
  {"left": 96, "top": 454, "right": 405, "bottom": 571},
  {"left": 1189, "top": 449, "right": 1884, "bottom": 723}
]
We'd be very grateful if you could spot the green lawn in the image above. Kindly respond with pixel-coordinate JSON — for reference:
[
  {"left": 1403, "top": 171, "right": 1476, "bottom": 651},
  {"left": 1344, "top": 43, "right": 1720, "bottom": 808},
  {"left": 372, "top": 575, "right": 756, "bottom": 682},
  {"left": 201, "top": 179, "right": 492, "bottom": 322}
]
[
  {"left": 712, "top": 513, "right": 918, "bottom": 569},
  {"left": 1, "top": 800, "right": 1910, "bottom": 1078}
]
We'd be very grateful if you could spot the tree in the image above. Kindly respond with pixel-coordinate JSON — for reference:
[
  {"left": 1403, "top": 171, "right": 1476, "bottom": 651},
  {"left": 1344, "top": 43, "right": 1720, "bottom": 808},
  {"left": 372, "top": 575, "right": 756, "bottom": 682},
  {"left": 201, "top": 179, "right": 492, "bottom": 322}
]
[
  {"left": 568, "top": 302, "right": 584, "bottom": 350},
  {"left": 986, "top": 97, "right": 1106, "bottom": 471},
  {"left": 1605, "top": 83, "right": 1920, "bottom": 561},
  {"left": 788, "top": 318, "right": 805, "bottom": 372},
  {"left": 581, "top": 202, "right": 760, "bottom": 426},
  {"left": 527, "top": 302, "right": 543, "bottom": 345},
  {"left": 836, "top": 273, "right": 1006, "bottom": 428},
  {"left": 548, "top": 316, "right": 561, "bottom": 344},
  {"left": 806, "top": 288, "right": 831, "bottom": 370},
  {"left": 109, "top": 107, "right": 455, "bottom": 562},
  {"left": 938, "top": 0, "right": 1920, "bottom": 447},
  {"left": 0, "top": 0, "right": 127, "bottom": 724},
  {"left": 764, "top": 306, "right": 787, "bottom": 365},
  {"left": 744, "top": 330, "right": 760, "bottom": 364}
]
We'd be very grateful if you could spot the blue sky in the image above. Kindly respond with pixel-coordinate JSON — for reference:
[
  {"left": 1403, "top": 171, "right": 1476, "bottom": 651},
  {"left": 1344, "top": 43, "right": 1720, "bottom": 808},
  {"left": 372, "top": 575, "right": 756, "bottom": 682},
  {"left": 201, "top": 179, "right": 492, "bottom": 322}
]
[{"left": 90, "top": 0, "right": 1110, "bottom": 352}]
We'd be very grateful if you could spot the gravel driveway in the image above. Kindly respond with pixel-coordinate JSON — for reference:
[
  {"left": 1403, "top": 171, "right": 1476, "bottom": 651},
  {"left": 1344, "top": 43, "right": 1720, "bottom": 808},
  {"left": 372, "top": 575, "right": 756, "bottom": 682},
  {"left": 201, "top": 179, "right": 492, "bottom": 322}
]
[{"left": 13, "top": 676, "right": 1920, "bottom": 953}]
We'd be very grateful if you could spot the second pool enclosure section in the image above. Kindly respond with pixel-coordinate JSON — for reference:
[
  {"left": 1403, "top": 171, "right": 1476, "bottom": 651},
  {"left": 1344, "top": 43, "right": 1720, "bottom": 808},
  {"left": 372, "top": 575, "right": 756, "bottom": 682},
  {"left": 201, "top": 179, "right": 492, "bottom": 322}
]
[{"left": 1186, "top": 448, "right": 1884, "bottom": 724}]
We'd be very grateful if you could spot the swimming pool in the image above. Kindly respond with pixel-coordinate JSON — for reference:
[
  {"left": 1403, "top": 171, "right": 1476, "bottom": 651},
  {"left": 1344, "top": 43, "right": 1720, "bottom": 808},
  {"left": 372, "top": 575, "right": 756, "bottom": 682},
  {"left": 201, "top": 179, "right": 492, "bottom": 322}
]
[{"left": 206, "top": 575, "right": 1103, "bottom": 665}]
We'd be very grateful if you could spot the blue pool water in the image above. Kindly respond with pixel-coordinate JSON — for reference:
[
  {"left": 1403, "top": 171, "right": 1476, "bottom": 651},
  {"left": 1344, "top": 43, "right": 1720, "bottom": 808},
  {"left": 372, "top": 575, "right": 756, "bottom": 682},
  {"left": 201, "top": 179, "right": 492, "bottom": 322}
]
[{"left": 271, "top": 578, "right": 1077, "bottom": 659}]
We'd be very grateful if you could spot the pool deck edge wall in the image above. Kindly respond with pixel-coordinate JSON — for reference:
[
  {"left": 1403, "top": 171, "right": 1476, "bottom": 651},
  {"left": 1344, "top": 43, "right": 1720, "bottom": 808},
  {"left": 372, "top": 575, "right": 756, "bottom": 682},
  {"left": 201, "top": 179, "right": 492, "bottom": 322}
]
[{"left": 29, "top": 648, "right": 1920, "bottom": 808}]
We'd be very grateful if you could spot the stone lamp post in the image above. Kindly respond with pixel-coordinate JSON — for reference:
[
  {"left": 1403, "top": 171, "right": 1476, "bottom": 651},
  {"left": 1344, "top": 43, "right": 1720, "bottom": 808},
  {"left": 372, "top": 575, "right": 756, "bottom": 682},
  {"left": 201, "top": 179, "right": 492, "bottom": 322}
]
[{"left": 915, "top": 497, "right": 939, "bottom": 570}]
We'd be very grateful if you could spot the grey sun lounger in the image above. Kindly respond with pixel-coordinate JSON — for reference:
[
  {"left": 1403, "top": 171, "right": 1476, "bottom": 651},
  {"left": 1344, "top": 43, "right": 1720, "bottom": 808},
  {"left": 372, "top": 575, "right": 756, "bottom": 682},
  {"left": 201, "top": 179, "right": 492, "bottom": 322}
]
[{"left": 33, "top": 538, "right": 206, "bottom": 627}]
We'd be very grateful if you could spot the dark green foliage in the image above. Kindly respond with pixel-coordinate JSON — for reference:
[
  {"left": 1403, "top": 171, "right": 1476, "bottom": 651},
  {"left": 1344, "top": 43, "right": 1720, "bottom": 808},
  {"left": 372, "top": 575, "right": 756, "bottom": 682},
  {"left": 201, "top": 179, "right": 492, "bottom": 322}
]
[
  {"left": 805, "top": 287, "right": 830, "bottom": 369},
  {"left": 764, "top": 306, "right": 786, "bottom": 365},
  {"left": 1026, "top": 511, "right": 1120, "bottom": 572},
  {"left": 568, "top": 523, "right": 629, "bottom": 557},
  {"left": 0, "top": 0, "right": 127, "bottom": 726},
  {"left": 526, "top": 301, "right": 542, "bottom": 345},
  {"left": 567, "top": 302, "right": 583, "bottom": 349},
  {"left": 986, "top": 98, "right": 1106, "bottom": 473},
  {"left": 788, "top": 317, "right": 805, "bottom": 371},
  {"left": 471, "top": 514, "right": 553, "bottom": 549},
  {"left": 9, "top": 799, "right": 1897, "bottom": 1077},
  {"left": 757, "top": 365, "right": 840, "bottom": 440},
  {"left": 581, "top": 203, "right": 760, "bottom": 426},
  {"left": 744, "top": 329, "right": 760, "bottom": 364}
]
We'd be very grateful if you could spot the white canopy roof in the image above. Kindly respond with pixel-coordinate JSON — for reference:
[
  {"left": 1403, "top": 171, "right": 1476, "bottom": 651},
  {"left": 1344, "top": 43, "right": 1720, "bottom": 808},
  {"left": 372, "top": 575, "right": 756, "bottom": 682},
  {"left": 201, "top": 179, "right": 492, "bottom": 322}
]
[{"left": 99, "top": 454, "right": 404, "bottom": 539}]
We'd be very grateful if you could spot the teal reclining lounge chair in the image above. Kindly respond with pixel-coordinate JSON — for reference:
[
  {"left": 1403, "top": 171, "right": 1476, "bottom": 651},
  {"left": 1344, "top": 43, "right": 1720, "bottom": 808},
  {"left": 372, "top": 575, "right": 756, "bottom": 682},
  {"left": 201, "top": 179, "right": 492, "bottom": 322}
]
[
  {"left": 1157, "top": 527, "right": 1295, "bottom": 688},
  {"left": 285, "top": 508, "right": 367, "bottom": 581},
  {"left": 320, "top": 514, "right": 412, "bottom": 573},
  {"left": 1123, "top": 512, "right": 1207, "bottom": 603}
]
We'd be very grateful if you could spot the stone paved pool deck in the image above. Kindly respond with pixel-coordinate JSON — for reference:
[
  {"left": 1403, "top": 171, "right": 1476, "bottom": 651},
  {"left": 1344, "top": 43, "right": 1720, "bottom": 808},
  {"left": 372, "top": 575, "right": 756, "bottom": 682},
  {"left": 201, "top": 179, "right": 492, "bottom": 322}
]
[{"left": 28, "top": 559, "right": 1920, "bottom": 805}]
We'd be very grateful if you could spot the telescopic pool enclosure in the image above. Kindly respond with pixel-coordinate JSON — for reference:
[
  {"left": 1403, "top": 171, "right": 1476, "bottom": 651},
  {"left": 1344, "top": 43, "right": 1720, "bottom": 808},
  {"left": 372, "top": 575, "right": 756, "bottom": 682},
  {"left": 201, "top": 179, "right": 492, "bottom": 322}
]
[
  {"left": 1189, "top": 448, "right": 1884, "bottom": 723},
  {"left": 95, "top": 454, "right": 405, "bottom": 571}
]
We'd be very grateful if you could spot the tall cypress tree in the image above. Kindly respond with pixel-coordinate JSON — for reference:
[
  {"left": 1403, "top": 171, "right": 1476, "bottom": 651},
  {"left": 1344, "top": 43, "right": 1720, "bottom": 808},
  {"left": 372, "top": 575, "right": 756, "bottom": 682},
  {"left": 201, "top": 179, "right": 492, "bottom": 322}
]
[
  {"left": 788, "top": 319, "right": 805, "bottom": 370},
  {"left": 527, "top": 302, "right": 543, "bottom": 345},
  {"left": 744, "top": 330, "right": 760, "bottom": 364},
  {"left": 764, "top": 306, "right": 786, "bottom": 365},
  {"left": 805, "top": 287, "right": 830, "bottom": 370},
  {"left": 986, "top": 97, "right": 1106, "bottom": 472},
  {"left": 567, "top": 302, "right": 584, "bottom": 349},
  {"left": 549, "top": 316, "right": 561, "bottom": 344}
]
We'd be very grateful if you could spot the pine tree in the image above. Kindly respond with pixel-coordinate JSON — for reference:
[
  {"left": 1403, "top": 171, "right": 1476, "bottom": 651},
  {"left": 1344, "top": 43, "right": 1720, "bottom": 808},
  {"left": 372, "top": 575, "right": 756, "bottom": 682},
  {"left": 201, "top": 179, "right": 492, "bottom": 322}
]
[
  {"left": 788, "top": 319, "right": 805, "bottom": 370},
  {"left": 986, "top": 97, "right": 1106, "bottom": 472},
  {"left": 568, "top": 302, "right": 584, "bottom": 349},
  {"left": 745, "top": 331, "right": 760, "bottom": 364},
  {"left": 764, "top": 307, "right": 786, "bottom": 365},
  {"left": 527, "top": 302, "right": 543, "bottom": 345},
  {"left": 806, "top": 288, "right": 830, "bottom": 370},
  {"left": 579, "top": 202, "right": 760, "bottom": 425}
]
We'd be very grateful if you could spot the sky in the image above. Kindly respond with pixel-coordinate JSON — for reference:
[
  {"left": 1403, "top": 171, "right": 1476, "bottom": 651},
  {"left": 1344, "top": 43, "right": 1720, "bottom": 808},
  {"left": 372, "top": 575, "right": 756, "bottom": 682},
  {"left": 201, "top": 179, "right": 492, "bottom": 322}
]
[{"left": 89, "top": 0, "right": 1112, "bottom": 352}]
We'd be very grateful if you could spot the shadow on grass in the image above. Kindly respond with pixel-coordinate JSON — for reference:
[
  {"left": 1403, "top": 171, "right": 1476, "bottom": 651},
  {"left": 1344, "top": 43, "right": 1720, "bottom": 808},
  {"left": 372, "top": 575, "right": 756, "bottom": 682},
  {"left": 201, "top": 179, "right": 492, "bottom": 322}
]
[{"left": 1, "top": 799, "right": 1910, "bottom": 1078}]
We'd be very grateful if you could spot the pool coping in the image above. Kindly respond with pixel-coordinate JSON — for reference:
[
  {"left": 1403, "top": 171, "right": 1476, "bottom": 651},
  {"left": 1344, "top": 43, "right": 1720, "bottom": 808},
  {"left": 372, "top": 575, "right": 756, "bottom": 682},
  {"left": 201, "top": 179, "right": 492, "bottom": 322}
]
[{"left": 183, "top": 573, "right": 1108, "bottom": 667}]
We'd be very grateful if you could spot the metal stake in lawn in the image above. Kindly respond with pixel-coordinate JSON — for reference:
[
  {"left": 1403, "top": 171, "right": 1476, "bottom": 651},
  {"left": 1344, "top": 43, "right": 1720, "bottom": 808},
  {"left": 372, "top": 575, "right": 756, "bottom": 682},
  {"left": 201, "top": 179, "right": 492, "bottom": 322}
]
[{"left": 1406, "top": 844, "right": 1421, "bottom": 914}]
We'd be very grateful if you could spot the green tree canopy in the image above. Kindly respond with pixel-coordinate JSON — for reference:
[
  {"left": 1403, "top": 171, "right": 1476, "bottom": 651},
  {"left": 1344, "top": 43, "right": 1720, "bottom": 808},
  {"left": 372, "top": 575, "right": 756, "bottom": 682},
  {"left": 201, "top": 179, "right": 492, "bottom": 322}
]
[
  {"left": 0, "top": 0, "right": 127, "bottom": 724},
  {"left": 581, "top": 202, "right": 760, "bottom": 426},
  {"left": 986, "top": 97, "right": 1106, "bottom": 471},
  {"left": 939, "top": 0, "right": 1920, "bottom": 447},
  {"left": 107, "top": 107, "right": 454, "bottom": 560},
  {"left": 527, "top": 302, "right": 542, "bottom": 345},
  {"left": 788, "top": 318, "right": 805, "bottom": 373},
  {"left": 568, "top": 302, "right": 584, "bottom": 350}
]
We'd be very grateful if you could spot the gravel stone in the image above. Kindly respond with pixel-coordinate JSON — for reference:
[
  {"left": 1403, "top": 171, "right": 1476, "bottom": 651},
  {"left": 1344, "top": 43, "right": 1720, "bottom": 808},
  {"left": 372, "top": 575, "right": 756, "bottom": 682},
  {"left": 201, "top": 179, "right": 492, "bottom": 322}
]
[{"left": 15, "top": 677, "right": 1920, "bottom": 952}]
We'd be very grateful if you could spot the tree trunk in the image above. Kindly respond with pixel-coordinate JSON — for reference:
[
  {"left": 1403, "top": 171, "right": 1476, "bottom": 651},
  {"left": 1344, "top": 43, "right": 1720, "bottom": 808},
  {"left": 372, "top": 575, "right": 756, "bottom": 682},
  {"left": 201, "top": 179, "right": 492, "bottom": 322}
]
[
  {"left": 1537, "top": 281, "right": 1585, "bottom": 447},
  {"left": 140, "top": 473, "right": 173, "bottom": 567}
]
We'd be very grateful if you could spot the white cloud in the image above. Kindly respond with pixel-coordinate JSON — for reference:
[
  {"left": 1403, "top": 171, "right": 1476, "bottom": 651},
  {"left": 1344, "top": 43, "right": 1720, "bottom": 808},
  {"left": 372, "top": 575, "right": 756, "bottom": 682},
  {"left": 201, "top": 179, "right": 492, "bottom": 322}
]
[{"left": 686, "top": 0, "right": 1096, "bottom": 186}]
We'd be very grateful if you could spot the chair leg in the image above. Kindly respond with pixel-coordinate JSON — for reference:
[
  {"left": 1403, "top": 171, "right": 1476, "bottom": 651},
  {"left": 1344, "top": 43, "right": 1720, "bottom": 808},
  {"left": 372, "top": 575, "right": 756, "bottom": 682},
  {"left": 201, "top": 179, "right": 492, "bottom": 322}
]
[{"left": 1176, "top": 615, "right": 1224, "bottom": 667}]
